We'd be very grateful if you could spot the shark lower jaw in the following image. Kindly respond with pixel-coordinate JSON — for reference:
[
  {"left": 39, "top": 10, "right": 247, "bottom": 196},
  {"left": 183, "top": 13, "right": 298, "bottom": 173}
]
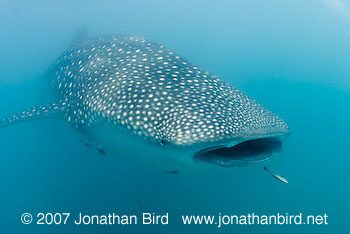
[{"left": 193, "top": 137, "right": 283, "bottom": 168}]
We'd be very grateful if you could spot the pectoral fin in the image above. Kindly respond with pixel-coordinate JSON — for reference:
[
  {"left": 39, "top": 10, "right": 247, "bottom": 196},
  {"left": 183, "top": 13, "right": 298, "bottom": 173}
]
[{"left": 0, "top": 102, "right": 66, "bottom": 129}]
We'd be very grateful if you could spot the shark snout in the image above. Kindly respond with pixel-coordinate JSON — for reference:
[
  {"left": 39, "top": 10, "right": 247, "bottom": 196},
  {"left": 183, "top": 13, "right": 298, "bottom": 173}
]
[
  {"left": 192, "top": 114, "right": 290, "bottom": 168},
  {"left": 171, "top": 102, "right": 291, "bottom": 168},
  {"left": 237, "top": 114, "right": 290, "bottom": 140}
]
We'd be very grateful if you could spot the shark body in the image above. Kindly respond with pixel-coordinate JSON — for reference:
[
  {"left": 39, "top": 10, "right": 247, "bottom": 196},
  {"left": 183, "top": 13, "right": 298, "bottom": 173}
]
[{"left": 0, "top": 34, "right": 290, "bottom": 172}]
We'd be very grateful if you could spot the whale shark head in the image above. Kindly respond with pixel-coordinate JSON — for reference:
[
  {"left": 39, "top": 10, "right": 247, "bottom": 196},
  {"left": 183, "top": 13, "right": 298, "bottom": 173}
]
[
  {"left": 148, "top": 76, "right": 289, "bottom": 167},
  {"left": 165, "top": 90, "right": 289, "bottom": 167},
  {"left": 1, "top": 33, "right": 290, "bottom": 170}
]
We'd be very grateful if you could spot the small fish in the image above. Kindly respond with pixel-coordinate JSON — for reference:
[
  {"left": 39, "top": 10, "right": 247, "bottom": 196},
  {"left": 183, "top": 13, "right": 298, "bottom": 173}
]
[
  {"left": 138, "top": 200, "right": 142, "bottom": 207},
  {"left": 264, "top": 166, "right": 288, "bottom": 184},
  {"left": 81, "top": 139, "right": 106, "bottom": 155},
  {"left": 165, "top": 170, "right": 179, "bottom": 174},
  {"left": 96, "top": 148, "right": 106, "bottom": 156}
]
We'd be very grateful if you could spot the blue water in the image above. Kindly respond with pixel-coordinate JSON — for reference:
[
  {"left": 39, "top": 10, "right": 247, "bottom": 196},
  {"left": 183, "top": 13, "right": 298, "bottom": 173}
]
[{"left": 1, "top": 0, "right": 349, "bottom": 233}]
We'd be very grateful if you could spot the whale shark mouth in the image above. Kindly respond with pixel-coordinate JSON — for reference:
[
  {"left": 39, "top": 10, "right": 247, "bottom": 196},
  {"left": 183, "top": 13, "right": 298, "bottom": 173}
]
[{"left": 193, "top": 137, "right": 282, "bottom": 167}]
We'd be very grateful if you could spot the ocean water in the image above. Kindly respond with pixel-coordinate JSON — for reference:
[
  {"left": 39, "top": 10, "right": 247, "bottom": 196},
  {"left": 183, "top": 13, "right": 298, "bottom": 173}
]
[{"left": 0, "top": 0, "right": 349, "bottom": 233}]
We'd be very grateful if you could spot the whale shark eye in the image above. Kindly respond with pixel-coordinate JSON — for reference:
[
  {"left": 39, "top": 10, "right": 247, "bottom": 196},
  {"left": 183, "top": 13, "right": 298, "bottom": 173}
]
[{"left": 160, "top": 140, "right": 168, "bottom": 146}]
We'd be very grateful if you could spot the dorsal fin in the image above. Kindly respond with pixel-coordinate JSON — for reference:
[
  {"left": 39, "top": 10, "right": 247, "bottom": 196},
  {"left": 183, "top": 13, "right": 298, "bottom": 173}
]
[
  {"left": 70, "top": 25, "right": 89, "bottom": 46},
  {"left": 0, "top": 102, "right": 66, "bottom": 129}
]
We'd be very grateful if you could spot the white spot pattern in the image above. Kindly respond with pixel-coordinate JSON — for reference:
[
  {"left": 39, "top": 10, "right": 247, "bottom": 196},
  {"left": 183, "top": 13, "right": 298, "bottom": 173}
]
[{"left": 49, "top": 35, "right": 289, "bottom": 146}]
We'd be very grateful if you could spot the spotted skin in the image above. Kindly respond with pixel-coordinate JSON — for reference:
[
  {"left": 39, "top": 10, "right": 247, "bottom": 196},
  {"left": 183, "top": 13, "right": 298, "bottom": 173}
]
[
  {"left": 0, "top": 103, "right": 64, "bottom": 128},
  {"left": 48, "top": 35, "right": 288, "bottom": 147},
  {"left": 0, "top": 34, "right": 289, "bottom": 169}
]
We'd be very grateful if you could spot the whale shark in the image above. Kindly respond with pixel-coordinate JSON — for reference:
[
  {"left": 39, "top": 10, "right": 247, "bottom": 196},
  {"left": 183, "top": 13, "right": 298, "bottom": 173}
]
[{"left": 0, "top": 31, "right": 290, "bottom": 172}]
